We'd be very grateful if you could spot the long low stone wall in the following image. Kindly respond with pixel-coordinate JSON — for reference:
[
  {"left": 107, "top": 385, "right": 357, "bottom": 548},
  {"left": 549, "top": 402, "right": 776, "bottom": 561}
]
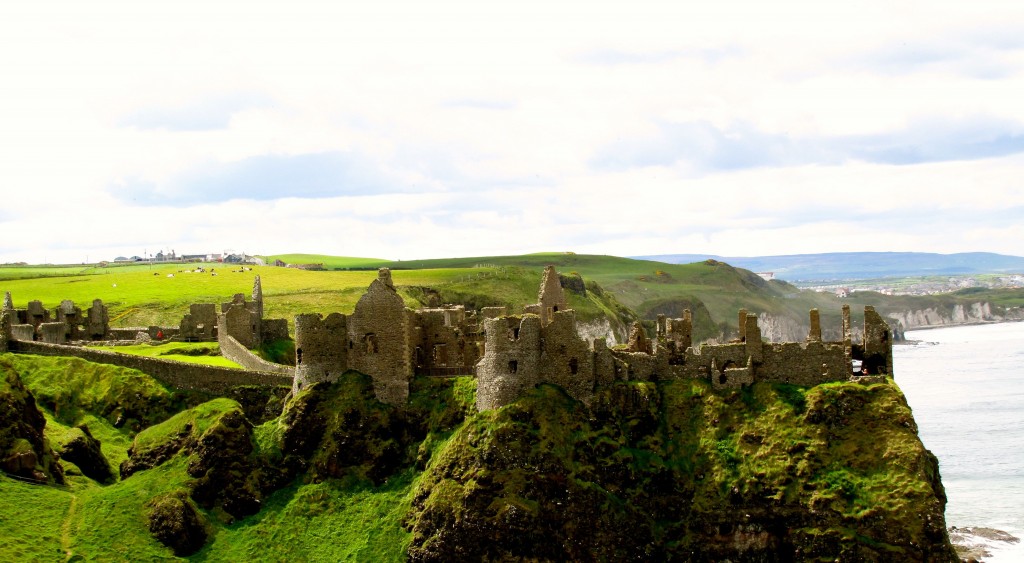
[
  {"left": 218, "top": 333, "right": 295, "bottom": 376},
  {"left": 8, "top": 340, "right": 292, "bottom": 394}
]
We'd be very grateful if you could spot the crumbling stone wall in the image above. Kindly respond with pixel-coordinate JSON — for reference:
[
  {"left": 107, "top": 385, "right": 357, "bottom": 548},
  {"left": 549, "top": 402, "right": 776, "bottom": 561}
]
[
  {"left": 180, "top": 303, "right": 218, "bottom": 341},
  {"left": 23, "top": 300, "right": 50, "bottom": 328},
  {"left": 0, "top": 292, "right": 12, "bottom": 351},
  {"left": 475, "top": 266, "right": 892, "bottom": 411},
  {"left": 11, "top": 325, "right": 35, "bottom": 342},
  {"left": 55, "top": 300, "right": 84, "bottom": 341},
  {"left": 220, "top": 294, "right": 260, "bottom": 349},
  {"left": 9, "top": 340, "right": 291, "bottom": 393},
  {"left": 657, "top": 312, "right": 693, "bottom": 354},
  {"left": 758, "top": 341, "right": 848, "bottom": 385},
  {"left": 39, "top": 322, "right": 68, "bottom": 344},
  {"left": 291, "top": 270, "right": 486, "bottom": 402},
  {"left": 218, "top": 333, "right": 294, "bottom": 377},
  {"left": 413, "top": 306, "right": 481, "bottom": 377},
  {"left": 293, "top": 312, "right": 349, "bottom": 394},
  {"left": 538, "top": 310, "right": 595, "bottom": 403},
  {"left": 86, "top": 299, "right": 109, "bottom": 340}
]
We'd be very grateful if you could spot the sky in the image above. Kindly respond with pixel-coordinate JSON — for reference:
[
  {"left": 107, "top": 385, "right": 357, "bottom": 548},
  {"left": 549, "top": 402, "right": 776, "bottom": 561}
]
[{"left": 1, "top": 0, "right": 1023, "bottom": 263}]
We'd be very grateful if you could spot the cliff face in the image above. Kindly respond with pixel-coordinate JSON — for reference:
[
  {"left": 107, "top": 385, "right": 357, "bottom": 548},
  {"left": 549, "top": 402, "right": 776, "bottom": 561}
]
[
  {"left": 754, "top": 301, "right": 1021, "bottom": 343},
  {"left": 888, "top": 301, "right": 1023, "bottom": 331},
  {"left": 407, "top": 379, "right": 957, "bottom": 562}
]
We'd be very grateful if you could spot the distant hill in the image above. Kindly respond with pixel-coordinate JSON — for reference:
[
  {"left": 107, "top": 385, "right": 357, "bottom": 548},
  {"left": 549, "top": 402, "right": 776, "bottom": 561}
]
[{"left": 632, "top": 252, "right": 1024, "bottom": 282}]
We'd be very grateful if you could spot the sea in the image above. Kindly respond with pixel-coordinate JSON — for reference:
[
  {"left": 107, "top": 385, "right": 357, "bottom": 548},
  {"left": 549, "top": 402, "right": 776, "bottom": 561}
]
[{"left": 895, "top": 322, "right": 1024, "bottom": 561}]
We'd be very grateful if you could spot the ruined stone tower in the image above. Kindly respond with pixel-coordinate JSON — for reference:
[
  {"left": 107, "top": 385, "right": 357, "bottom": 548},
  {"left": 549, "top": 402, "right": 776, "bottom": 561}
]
[
  {"left": 348, "top": 268, "right": 413, "bottom": 405},
  {"left": 537, "top": 265, "right": 567, "bottom": 325},
  {"left": 219, "top": 277, "right": 265, "bottom": 349}
]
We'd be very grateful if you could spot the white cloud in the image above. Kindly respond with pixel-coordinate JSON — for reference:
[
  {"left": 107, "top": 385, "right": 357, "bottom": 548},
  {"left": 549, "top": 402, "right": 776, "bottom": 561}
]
[{"left": 2, "top": 0, "right": 1024, "bottom": 264}]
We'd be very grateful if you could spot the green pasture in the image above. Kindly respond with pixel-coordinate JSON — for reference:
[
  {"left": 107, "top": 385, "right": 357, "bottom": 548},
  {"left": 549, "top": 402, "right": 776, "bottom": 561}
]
[{"left": 261, "top": 253, "right": 389, "bottom": 270}]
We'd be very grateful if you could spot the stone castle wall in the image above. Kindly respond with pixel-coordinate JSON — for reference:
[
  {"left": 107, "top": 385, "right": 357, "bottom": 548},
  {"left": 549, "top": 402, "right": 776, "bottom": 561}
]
[
  {"left": 293, "top": 312, "right": 349, "bottom": 393},
  {"left": 218, "top": 333, "right": 294, "bottom": 376},
  {"left": 474, "top": 271, "right": 895, "bottom": 411},
  {"left": 8, "top": 340, "right": 291, "bottom": 393}
]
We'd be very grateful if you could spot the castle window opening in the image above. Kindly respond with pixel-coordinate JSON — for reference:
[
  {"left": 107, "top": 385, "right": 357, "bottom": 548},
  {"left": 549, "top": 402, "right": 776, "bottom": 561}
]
[
  {"left": 508, "top": 360, "right": 518, "bottom": 374},
  {"left": 569, "top": 358, "right": 579, "bottom": 375},
  {"left": 433, "top": 344, "right": 448, "bottom": 366},
  {"left": 296, "top": 348, "right": 303, "bottom": 364},
  {"left": 719, "top": 373, "right": 728, "bottom": 385},
  {"left": 364, "top": 333, "right": 378, "bottom": 354}
]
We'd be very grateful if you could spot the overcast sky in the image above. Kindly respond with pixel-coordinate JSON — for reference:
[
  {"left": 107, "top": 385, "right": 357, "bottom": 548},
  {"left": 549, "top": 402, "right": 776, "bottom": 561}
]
[{"left": 2, "top": 0, "right": 1023, "bottom": 263}]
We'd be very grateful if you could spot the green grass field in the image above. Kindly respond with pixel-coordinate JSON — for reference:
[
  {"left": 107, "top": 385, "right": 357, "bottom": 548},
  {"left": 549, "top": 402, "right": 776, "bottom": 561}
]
[{"left": 261, "top": 253, "right": 389, "bottom": 270}]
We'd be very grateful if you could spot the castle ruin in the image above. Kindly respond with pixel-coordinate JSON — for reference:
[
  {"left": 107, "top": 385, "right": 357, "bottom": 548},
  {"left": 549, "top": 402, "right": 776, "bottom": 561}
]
[
  {"left": 291, "top": 265, "right": 892, "bottom": 411},
  {"left": 1, "top": 266, "right": 894, "bottom": 414},
  {"left": 293, "top": 268, "right": 483, "bottom": 404}
]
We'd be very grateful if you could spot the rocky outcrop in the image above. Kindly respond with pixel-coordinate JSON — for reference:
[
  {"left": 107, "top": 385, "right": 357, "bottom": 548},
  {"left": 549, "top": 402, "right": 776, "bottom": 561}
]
[
  {"left": 120, "top": 399, "right": 288, "bottom": 524},
  {"left": 0, "top": 359, "right": 64, "bottom": 484},
  {"left": 57, "top": 424, "right": 113, "bottom": 483},
  {"left": 406, "top": 380, "right": 958, "bottom": 561},
  {"left": 145, "top": 492, "right": 208, "bottom": 556}
]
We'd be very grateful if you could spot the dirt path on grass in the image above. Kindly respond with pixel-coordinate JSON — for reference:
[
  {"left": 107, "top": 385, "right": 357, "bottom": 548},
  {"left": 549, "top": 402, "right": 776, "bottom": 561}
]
[{"left": 60, "top": 493, "right": 79, "bottom": 560}]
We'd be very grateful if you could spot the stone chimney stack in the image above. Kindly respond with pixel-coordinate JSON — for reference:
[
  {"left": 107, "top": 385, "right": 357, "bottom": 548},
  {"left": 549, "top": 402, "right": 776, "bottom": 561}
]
[
  {"left": 808, "top": 309, "right": 822, "bottom": 342},
  {"left": 252, "top": 275, "right": 264, "bottom": 319}
]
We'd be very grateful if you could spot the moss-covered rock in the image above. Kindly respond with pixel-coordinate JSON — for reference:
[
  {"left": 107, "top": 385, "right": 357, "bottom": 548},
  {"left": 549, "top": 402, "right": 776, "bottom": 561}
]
[
  {"left": 282, "top": 372, "right": 421, "bottom": 485},
  {"left": 224, "top": 385, "right": 290, "bottom": 425},
  {"left": 56, "top": 424, "right": 113, "bottom": 483},
  {"left": 121, "top": 398, "right": 286, "bottom": 520},
  {"left": 0, "top": 358, "right": 64, "bottom": 484},
  {"left": 145, "top": 491, "right": 208, "bottom": 556},
  {"left": 406, "top": 379, "right": 958, "bottom": 562}
]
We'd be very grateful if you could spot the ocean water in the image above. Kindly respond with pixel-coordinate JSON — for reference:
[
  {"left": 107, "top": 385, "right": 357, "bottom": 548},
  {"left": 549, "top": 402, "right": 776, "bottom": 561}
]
[{"left": 895, "top": 322, "right": 1024, "bottom": 561}]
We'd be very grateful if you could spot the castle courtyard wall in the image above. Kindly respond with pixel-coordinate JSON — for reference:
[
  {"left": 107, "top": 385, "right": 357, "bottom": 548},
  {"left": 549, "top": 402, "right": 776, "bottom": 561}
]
[{"left": 8, "top": 340, "right": 291, "bottom": 393}]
